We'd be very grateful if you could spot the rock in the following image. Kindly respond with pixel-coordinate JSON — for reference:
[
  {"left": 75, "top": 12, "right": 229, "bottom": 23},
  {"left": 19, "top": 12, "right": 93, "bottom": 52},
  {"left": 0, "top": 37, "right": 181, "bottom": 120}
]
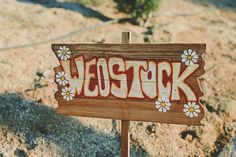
[
  {"left": 146, "top": 124, "right": 156, "bottom": 135},
  {"left": 25, "top": 132, "right": 37, "bottom": 150},
  {"left": 218, "top": 136, "right": 236, "bottom": 157},
  {"left": 14, "top": 149, "right": 27, "bottom": 157},
  {"left": 225, "top": 100, "right": 236, "bottom": 120}
]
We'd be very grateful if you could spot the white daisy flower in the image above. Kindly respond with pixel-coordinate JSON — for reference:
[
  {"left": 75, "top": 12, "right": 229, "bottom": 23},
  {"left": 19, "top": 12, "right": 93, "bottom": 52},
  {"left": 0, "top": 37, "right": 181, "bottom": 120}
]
[
  {"left": 181, "top": 49, "right": 199, "bottom": 66},
  {"left": 155, "top": 97, "right": 171, "bottom": 112},
  {"left": 183, "top": 102, "right": 201, "bottom": 118},
  {"left": 55, "top": 71, "right": 69, "bottom": 86},
  {"left": 57, "top": 46, "right": 72, "bottom": 60},
  {"left": 61, "top": 87, "right": 75, "bottom": 101}
]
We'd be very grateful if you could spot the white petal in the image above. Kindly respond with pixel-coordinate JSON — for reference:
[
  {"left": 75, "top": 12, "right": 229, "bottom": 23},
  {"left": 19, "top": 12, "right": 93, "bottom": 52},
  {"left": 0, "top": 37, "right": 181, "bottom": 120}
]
[
  {"left": 64, "top": 80, "right": 68, "bottom": 84},
  {"left": 69, "top": 96, "right": 73, "bottom": 100},
  {"left": 57, "top": 80, "right": 62, "bottom": 85},
  {"left": 188, "top": 49, "right": 192, "bottom": 54},
  {"left": 165, "top": 106, "right": 170, "bottom": 110},
  {"left": 193, "top": 112, "right": 198, "bottom": 117},
  {"left": 67, "top": 51, "right": 72, "bottom": 55},
  {"left": 192, "top": 55, "right": 199, "bottom": 59},
  {"left": 62, "top": 88, "right": 66, "bottom": 92},
  {"left": 186, "top": 111, "right": 190, "bottom": 116},
  {"left": 194, "top": 105, "right": 199, "bottom": 109},
  {"left": 184, "top": 104, "right": 189, "bottom": 109},
  {"left": 65, "top": 47, "right": 69, "bottom": 51},
  {"left": 183, "top": 108, "right": 189, "bottom": 112},
  {"left": 181, "top": 54, "right": 187, "bottom": 58},
  {"left": 195, "top": 109, "right": 200, "bottom": 113},
  {"left": 59, "top": 81, "right": 64, "bottom": 85},
  {"left": 182, "top": 58, "right": 187, "bottom": 63},
  {"left": 162, "top": 107, "right": 167, "bottom": 112},
  {"left": 185, "top": 60, "right": 190, "bottom": 66},
  {"left": 192, "top": 58, "right": 198, "bottom": 63},
  {"left": 191, "top": 51, "right": 196, "bottom": 56},
  {"left": 159, "top": 107, "right": 163, "bottom": 112},
  {"left": 188, "top": 102, "right": 193, "bottom": 107},
  {"left": 155, "top": 101, "right": 160, "bottom": 105},
  {"left": 66, "top": 97, "right": 70, "bottom": 101},
  {"left": 166, "top": 102, "right": 171, "bottom": 107},
  {"left": 158, "top": 98, "right": 162, "bottom": 102},
  {"left": 184, "top": 50, "right": 188, "bottom": 55},
  {"left": 189, "top": 60, "right": 194, "bottom": 65},
  {"left": 70, "top": 93, "right": 75, "bottom": 97},
  {"left": 56, "top": 75, "right": 61, "bottom": 79},
  {"left": 58, "top": 53, "right": 62, "bottom": 57},
  {"left": 192, "top": 102, "right": 196, "bottom": 107},
  {"left": 63, "top": 95, "right": 67, "bottom": 99},
  {"left": 189, "top": 112, "right": 194, "bottom": 118},
  {"left": 156, "top": 104, "right": 161, "bottom": 109},
  {"left": 161, "top": 97, "right": 166, "bottom": 102},
  {"left": 62, "top": 81, "right": 66, "bottom": 86},
  {"left": 56, "top": 78, "right": 61, "bottom": 82}
]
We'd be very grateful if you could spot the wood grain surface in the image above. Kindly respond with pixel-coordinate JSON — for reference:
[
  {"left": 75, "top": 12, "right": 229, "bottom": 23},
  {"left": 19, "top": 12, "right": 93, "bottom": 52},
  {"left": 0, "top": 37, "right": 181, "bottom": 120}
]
[{"left": 52, "top": 41, "right": 206, "bottom": 125}]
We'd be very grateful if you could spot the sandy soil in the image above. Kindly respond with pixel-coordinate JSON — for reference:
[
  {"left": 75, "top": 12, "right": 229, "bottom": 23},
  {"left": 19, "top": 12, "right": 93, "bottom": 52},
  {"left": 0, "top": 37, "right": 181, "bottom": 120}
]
[{"left": 0, "top": 0, "right": 235, "bottom": 156}]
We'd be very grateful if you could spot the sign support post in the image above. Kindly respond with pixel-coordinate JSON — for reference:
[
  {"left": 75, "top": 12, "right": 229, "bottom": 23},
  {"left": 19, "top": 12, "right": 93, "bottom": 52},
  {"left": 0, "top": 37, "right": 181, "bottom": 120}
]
[
  {"left": 52, "top": 31, "right": 206, "bottom": 157},
  {"left": 121, "top": 32, "right": 131, "bottom": 157}
]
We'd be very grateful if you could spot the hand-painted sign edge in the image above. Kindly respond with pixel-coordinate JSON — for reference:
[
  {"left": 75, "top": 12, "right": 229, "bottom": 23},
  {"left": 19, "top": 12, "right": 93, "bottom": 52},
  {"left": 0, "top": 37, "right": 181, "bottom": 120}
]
[{"left": 52, "top": 43, "right": 206, "bottom": 125}]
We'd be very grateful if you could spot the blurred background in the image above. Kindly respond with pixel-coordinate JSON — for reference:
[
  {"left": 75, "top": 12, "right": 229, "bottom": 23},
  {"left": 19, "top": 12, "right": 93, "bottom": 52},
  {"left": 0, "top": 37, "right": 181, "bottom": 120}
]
[{"left": 0, "top": 0, "right": 235, "bottom": 156}]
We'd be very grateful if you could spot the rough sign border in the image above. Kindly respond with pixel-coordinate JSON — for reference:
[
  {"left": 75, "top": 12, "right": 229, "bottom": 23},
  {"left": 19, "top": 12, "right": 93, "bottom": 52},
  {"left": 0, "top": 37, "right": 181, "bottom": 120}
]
[{"left": 52, "top": 43, "right": 206, "bottom": 125}]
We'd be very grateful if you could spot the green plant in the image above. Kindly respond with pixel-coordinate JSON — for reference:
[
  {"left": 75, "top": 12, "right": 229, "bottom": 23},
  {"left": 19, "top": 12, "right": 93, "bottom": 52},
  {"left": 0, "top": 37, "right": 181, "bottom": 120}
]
[
  {"left": 114, "top": 0, "right": 161, "bottom": 25},
  {"left": 71, "top": 0, "right": 111, "bottom": 6}
]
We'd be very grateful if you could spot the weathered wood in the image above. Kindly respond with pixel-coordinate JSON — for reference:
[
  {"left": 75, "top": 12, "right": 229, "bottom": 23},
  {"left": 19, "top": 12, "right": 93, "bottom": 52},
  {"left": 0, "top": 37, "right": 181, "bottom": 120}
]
[
  {"left": 52, "top": 33, "right": 206, "bottom": 125},
  {"left": 121, "top": 32, "right": 131, "bottom": 157},
  {"left": 121, "top": 120, "right": 130, "bottom": 157},
  {"left": 52, "top": 43, "right": 206, "bottom": 52},
  {"left": 55, "top": 97, "right": 203, "bottom": 125}
]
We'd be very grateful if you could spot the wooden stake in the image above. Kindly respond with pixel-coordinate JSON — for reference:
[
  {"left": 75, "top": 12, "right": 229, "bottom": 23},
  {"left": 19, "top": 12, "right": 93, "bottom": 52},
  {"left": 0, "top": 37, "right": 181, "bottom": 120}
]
[
  {"left": 121, "top": 120, "right": 130, "bottom": 157},
  {"left": 121, "top": 32, "right": 131, "bottom": 157}
]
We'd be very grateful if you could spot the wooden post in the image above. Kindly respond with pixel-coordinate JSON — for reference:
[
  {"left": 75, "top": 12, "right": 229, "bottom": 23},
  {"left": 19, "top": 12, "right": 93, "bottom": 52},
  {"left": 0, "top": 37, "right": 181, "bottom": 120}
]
[{"left": 121, "top": 32, "right": 131, "bottom": 157}]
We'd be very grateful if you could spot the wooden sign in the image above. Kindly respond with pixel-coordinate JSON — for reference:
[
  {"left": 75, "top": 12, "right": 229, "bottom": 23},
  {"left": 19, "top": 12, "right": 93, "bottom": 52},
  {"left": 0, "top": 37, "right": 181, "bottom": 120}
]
[{"left": 52, "top": 35, "right": 205, "bottom": 126}]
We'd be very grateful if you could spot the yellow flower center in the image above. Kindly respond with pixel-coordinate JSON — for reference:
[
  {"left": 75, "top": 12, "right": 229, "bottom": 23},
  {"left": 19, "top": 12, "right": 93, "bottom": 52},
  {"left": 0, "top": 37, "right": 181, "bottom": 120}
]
[
  {"left": 61, "top": 76, "right": 65, "bottom": 80},
  {"left": 187, "top": 55, "right": 192, "bottom": 60},
  {"left": 189, "top": 107, "right": 194, "bottom": 112},
  {"left": 160, "top": 102, "right": 166, "bottom": 107},
  {"left": 66, "top": 92, "right": 70, "bottom": 96},
  {"left": 61, "top": 51, "right": 67, "bottom": 56}
]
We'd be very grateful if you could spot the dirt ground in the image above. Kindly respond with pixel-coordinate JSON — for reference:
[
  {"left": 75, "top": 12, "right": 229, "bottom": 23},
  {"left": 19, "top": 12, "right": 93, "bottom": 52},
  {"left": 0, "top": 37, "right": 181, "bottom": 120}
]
[{"left": 0, "top": 0, "right": 235, "bottom": 156}]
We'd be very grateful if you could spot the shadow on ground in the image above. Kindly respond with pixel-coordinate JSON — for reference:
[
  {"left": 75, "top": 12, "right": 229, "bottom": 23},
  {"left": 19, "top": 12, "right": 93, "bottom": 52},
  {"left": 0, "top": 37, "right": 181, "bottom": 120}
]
[
  {"left": 17, "top": 0, "right": 112, "bottom": 21},
  {"left": 191, "top": 0, "right": 236, "bottom": 10},
  {"left": 0, "top": 93, "right": 148, "bottom": 157}
]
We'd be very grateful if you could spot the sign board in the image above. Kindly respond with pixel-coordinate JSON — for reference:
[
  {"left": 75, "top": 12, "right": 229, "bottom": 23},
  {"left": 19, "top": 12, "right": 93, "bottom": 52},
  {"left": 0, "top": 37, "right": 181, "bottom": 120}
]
[{"left": 52, "top": 40, "right": 205, "bottom": 125}]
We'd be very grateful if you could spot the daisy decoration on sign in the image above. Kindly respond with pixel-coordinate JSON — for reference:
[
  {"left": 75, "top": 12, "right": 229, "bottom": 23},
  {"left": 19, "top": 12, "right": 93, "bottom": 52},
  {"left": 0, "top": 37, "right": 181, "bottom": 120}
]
[
  {"left": 155, "top": 97, "right": 172, "bottom": 112},
  {"left": 55, "top": 71, "right": 69, "bottom": 86},
  {"left": 61, "top": 87, "right": 75, "bottom": 101},
  {"left": 57, "top": 45, "right": 72, "bottom": 60},
  {"left": 181, "top": 49, "right": 199, "bottom": 66},
  {"left": 183, "top": 102, "right": 201, "bottom": 118}
]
